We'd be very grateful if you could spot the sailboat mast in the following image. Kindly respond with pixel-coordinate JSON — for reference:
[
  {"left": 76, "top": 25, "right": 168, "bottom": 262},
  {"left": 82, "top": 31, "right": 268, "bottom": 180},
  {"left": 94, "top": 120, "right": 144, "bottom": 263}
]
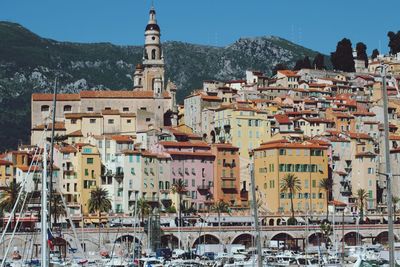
[
  {"left": 41, "top": 142, "right": 48, "bottom": 266},
  {"left": 250, "top": 162, "right": 262, "bottom": 267},
  {"left": 49, "top": 77, "right": 58, "bottom": 228}
]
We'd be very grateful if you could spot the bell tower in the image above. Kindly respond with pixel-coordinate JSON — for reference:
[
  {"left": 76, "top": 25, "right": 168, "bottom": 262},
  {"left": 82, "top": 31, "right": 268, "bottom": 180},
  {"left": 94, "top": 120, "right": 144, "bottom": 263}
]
[{"left": 140, "top": 6, "right": 165, "bottom": 94}]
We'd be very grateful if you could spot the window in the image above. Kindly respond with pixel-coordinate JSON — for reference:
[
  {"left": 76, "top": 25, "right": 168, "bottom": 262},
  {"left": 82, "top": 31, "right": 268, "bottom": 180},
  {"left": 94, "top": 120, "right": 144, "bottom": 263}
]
[
  {"left": 312, "top": 180, "right": 316, "bottom": 188},
  {"left": 279, "top": 149, "right": 286, "bottom": 155},
  {"left": 84, "top": 169, "right": 89, "bottom": 176},
  {"left": 368, "top": 167, "right": 374, "bottom": 174},
  {"left": 90, "top": 119, "right": 96, "bottom": 124},
  {"left": 71, "top": 119, "right": 77, "bottom": 124},
  {"left": 41, "top": 105, "right": 49, "bottom": 112},
  {"left": 87, "top": 107, "right": 94, "bottom": 112},
  {"left": 105, "top": 107, "right": 111, "bottom": 110},
  {"left": 87, "top": 158, "right": 94, "bottom": 164},
  {"left": 127, "top": 119, "right": 132, "bottom": 123},
  {"left": 83, "top": 148, "right": 92, "bottom": 153},
  {"left": 131, "top": 168, "right": 135, "bottom": 175},
  {"left": 146, "top": 118, "right": 151, "bottom": 122},
  {"left": 123, "top": 107, "right": 129, "bottom": 112},
  {"left": 108, "top": 119, "right": 114, "bottom": 124},
  {"left": 63, "top": 105, "right": 72, "bottom": 112}
]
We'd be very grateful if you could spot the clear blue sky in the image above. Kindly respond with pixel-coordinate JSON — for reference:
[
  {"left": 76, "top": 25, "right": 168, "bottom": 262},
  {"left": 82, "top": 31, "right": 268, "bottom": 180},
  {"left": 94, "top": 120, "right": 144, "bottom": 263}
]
[{"left": 1, "top": 0, "right": 399, "bottom": 54}]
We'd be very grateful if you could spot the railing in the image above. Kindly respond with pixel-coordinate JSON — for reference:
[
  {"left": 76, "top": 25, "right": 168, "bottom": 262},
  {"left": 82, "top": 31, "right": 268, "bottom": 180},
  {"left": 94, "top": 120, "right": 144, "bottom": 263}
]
[
  {"left": 221, "top": 175, "right": 236, "bottom": 180},
  {"left": 197, "top": 184, "right": 211, "bottom": 191},
  {"left": 144, "top": 196, "right": 159, "bottom": 202},
  {"left": 221, "top": 184, "right": 237, "bottom": 190}
]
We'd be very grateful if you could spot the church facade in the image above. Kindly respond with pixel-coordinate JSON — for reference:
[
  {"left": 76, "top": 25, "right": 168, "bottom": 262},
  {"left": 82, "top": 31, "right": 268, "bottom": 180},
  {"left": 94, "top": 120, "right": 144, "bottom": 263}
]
[{"left": 31, "top": 7, "right": 177, "bottom": 146}]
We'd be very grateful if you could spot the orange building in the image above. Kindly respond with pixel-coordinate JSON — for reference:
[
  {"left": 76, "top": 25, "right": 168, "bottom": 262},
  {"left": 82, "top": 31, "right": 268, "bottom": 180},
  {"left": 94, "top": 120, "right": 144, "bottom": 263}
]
[{"left": 211, "top": 144, "right": 242, "bottom": 207}]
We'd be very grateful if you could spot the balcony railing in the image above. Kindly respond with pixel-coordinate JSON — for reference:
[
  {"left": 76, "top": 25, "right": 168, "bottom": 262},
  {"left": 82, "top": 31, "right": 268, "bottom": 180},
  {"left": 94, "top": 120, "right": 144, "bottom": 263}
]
[
  {"left": 197, "top": 184, "right": 211, "bottom": 191},
  {"left": 221, "top": 175, "right": 236, "bottom": 180},
  {"left": 221, "top": 184, "right": 237, "bottom": 190}
]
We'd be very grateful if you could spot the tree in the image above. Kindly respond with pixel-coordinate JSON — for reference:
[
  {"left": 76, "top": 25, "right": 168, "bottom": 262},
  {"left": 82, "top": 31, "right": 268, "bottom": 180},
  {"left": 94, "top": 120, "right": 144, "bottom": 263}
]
[
  {"left": 50, "top": 193, "right": 67, "bottom": 225},
  {"left": 320, "top": 220, "right": 333, "bottom": 249},
  {"left": 330, "top": 38, "right": 355, "bottom": 72},
  {"left": 171, "top": 179, "right": 187, "bottom": 227},
  {"left": 356, "top": 42, "right": 368, "bottom": 67},
  {"left": 272, "top": 63, "right": 288, "bottom": 75},
  {"left": 388, "top": 31, "right": 400, "bottom": 55},
  {"left": 0, "top": 182, "right": 24, "bottom": 228},
  {"left": 371, "top": 49, "right": 379, "bottom": 60},
  {"left": 280, "top": 174, "right": 301, "bottom": 224},
  {"left": 88, "top": 187, "right": 111, "bottom": 248},
  {"left": 137, "top": 197, "right": 150, "bottom": 225},
  {"left": 356, "top": 189, "right": 368, "bottom": 222},
  {"left": 293, "top": 56, "right": 312, "bottom": 71},
  {"left": 319, "top": 178, "right": 334, "bottom": 220},
  {"left": 312, "top": 53, "right": 325, "bottom": 69},
  {"left": 211, "top": 200, "right": 231, "bottom": 234}
]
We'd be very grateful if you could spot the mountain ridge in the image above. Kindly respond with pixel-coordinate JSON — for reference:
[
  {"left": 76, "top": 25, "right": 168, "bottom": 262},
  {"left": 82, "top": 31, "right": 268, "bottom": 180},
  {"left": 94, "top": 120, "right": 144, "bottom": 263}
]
[{"left": 0, "top": 21, "right": 329, "bottom": 150}]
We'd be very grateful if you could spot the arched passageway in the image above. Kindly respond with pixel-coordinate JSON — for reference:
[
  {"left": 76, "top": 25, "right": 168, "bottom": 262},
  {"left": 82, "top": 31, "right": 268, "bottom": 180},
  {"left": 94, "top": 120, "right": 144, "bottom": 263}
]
[
  {"left": 192, "top": 234, "right": 220, "bottom": 248},
  {"left": 341, "top": 232, "right": 364, "bottom": 246},
  {"left": 231, "top": 234, "right": 254, "bottom": 248},
  {"left": 161, "top": 234, "right": 182, "bottom": 249}
]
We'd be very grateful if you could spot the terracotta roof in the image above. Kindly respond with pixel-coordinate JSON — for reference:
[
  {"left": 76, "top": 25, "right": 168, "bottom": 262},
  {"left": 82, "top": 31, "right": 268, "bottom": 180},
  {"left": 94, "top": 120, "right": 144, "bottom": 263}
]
[
  {"left": 120, "top": 113, "right": 136, "bottom": 117},
  {"left": 347, "top": 132, "right": 373, "bottom": 140},
  {"left": 32, "top": 94, "right": 80, "bottom": 101},
  {"left": 0, "top": 159, "right": 12, "bottom": 165},
  {"left": 201, "top": 95, "right": 222, "bottom": 102},
  {"left": 18, "top": 166, "right": 41, "bottom": 172},
  {"left": 79, "top": 90, "right": 171, "bottom": 99},
  {"left": 32, "top": 122, "right": 66, "bottom": 131},
  {"left": 277, "top": 70, "right": 300, "bottom": 77},
  {"left": 168, "top": 151, "right": 215, "bottom": 157},
  {"left": 65, "top": 113, "right": 102, "bottom": 119},
  {"left": 255, "top": 141, "right": 328, "bottom": 151},
  {"left": 274, "top": 114, "right": 291, "bottom": 124},
  {"left": 67, "top": 130, "right": 83, "bottom": 137},
  {"left": 56, "top": 145, "right": 77, "bottom": 154},
  {"left": 159, "top": 141, "right": 210, "bottom": 148},
  {"left": 111, "top": 135, "right": 135, "bottom": 143}
]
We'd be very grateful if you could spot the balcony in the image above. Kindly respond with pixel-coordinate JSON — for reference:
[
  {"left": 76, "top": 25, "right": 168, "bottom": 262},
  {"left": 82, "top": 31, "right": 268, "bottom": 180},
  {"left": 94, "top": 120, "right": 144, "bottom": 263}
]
[
  {"left": 221, "top": 184, "right": 237, "bottom": 191},
  {"left": 197, "top": 184, "right": 211, "bottom": 195},
  {"left": 221, "top": 175, "right": 236, "bottom": 180},
  {"left": 115, "top": 171, "right": 124, "bottom": 181},
  {"left": 223, "top": 161, "right": 236, "bottom": 168},
  {"left": 67, "top": 202, "right": 81, "bottom": 208},
  {"left": 240, "top": 190, "right": 249, "bottom": 201},
  {"left": 144, "top": 196, "right": 159, "bottom": 208}
]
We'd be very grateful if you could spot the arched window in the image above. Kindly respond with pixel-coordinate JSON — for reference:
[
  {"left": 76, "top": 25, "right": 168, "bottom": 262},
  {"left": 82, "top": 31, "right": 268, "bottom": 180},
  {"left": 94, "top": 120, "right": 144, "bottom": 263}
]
[
  {"left": 138, "top": 78, "right": 142, "bottom": 85},
  {"left": 63, "top": 105, "right": 72, "bottom": 112},
  {"left": 41, "top": 105, "right": 49, "bottom": 112},
  {"left": 159, "top": 181, "right": 164, "bottom": 190},
  {"left": 151, "top": 49, "right": 156, "bottom": 60}
]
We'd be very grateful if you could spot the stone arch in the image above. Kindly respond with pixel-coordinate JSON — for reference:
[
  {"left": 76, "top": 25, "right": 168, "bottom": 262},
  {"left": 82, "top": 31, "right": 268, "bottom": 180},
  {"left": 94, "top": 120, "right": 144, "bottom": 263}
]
[
  {"left": 269, "top": 218, "right": 275, "bottom": 226},
  {"left": 231, "top": 233, "right": 254, "bottom": 248},
  {"left": 271, "top": 232, "right": 296, "bottom": 250},
  {"left": 373, "top": 231, "right": 399, "bottom": 245},
  {"left": 192, "top": 234, "right": 221, "bottom": 248},
  {"left": 160, "top": 234, "right": 182, "bottom": 249},
  {"left": 341, "top": 232, "right": 364, "bottom": 246},
  {"left": 308, "top": 232, "right": 331, "bottom": 247},
  {"left": 115, "top": 235, "right": 142, "bottom": 257}
]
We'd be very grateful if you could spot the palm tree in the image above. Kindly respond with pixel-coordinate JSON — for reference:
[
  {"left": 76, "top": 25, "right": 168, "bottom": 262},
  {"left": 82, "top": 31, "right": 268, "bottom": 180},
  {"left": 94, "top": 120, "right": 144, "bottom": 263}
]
[
  {"left": 136, "top": 197, "right": 150, "bottom": 225},
  {"left": 171, "top": 179, "right": 187, "bottom": 227},
  {"left": 280, "top": 174, "right": 301, "bottom": 223},
  {"left": 356, "top": 189, "right": 368, "bottom": 222},
  {"left": 50, "top": 194, "right": 67, "bottom": 225},
  {"left": 319, "top": 178, "right": 334, "bottom": 220},
  {"left": 393, "top": 196, "right": 400, "bottom": 221},
  {"left": 0, "top": 182, "right": 24, "bottom": 228},
  {"left": 88, "top": 187, "right": 111, "bottom": 248},
  {"left": 211, "top": 200, "right": 231, "bottom": 234}
]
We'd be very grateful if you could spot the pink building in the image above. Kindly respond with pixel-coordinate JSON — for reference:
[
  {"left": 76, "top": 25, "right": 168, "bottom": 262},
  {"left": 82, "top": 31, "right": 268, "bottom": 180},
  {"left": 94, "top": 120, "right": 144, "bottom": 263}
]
[{"left": 152, "top": 141, "right": 215, "bottom": 211}]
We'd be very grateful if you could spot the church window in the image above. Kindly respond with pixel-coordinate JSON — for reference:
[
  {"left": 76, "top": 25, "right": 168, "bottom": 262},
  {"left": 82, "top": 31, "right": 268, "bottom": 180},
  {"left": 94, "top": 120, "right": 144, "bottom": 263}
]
[
  {"left": 127, "top": 119, "right": 132, "bottom": 124},
  {"left": 138, "top": 78, "right": 142, "bottom": 85},
  {"left": 152, "top": 36, "right": 155, "bottom": 41},
  {"left": 105, "top": 107, "right": 111, "bottom": 110},
  {"left": 123, "top": 107, "right": 129, "bottom": 112},
  {"left": 87, "top": 107, "right": 93, "bottom": 112},
  {"left": 140, "top": 107, "right": 147, "bottom": 111},
  {"left": 90, "top": 119, "right": 96, "bottom": 124},
  {"left": 151, "top": 49, "right": 156, "bottom": 59},
  {"left": 108, "top": 119, "right": 114, "bottom": 124},
  {"left": 146, "top": 118, "right": 151, "bottom": 122}
]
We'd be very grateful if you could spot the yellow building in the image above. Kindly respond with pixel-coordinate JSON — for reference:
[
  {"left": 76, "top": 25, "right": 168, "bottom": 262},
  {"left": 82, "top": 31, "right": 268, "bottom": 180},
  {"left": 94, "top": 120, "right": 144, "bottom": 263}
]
[
  {"left": 0, "top": 159, "right": 13, "bottom": 187},
  {"left": 254, "top": 140, "right": 328, "bottom": 213},
  {"left": 73, "top": 144, "right": 102, "bottom": 215}
]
